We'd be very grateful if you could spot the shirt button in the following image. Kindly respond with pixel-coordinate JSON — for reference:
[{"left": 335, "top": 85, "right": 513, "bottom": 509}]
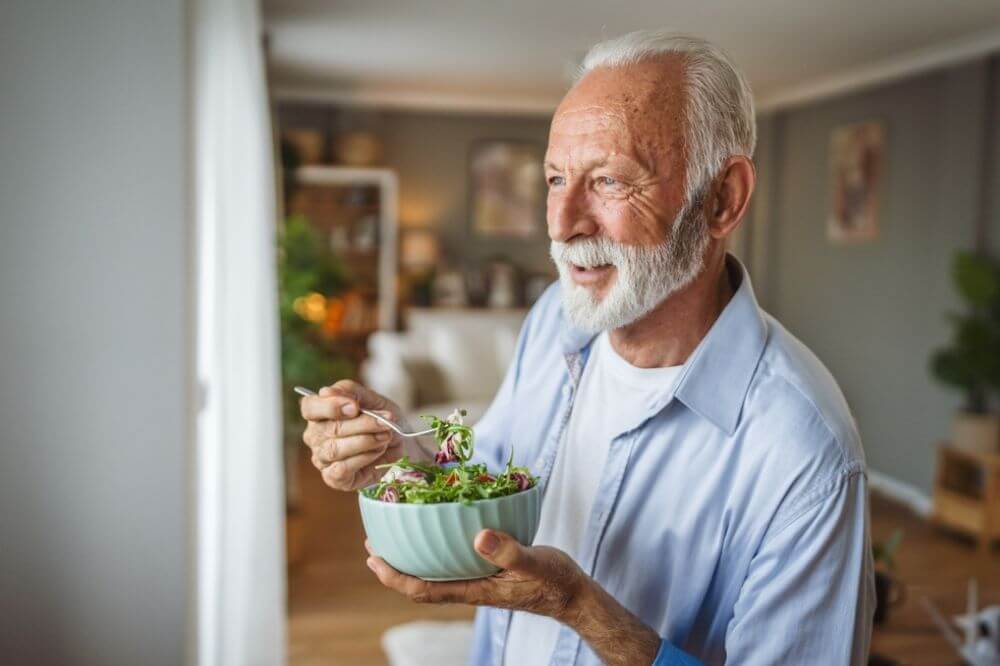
[{"left": 562, "top": 385, "right": 572, "bottom": 396}]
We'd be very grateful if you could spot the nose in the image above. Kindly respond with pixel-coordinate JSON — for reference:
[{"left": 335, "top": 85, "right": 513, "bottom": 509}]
[{"left": 547, "top": 180, "right": 598, "bottom": 243}]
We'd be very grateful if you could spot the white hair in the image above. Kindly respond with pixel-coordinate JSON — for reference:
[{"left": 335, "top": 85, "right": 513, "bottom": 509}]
[{"left": 578, "top": 30, "right": 756, "bottom": 201}]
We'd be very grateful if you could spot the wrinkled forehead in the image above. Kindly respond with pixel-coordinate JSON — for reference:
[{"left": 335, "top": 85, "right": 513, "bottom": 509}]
[
  {"left": 550, "top": 104, "right": 629, "bottom": 135},
  {"left": 549, "top": 58, "right": 687, "bottom": 162}
]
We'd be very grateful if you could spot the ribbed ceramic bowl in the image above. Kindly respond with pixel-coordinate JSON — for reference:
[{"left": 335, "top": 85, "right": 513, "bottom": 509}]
[{"left": 358, "top": 484, "right": 541, "bottom": 581}]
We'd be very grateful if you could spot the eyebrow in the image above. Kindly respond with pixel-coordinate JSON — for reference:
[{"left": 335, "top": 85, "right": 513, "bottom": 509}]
[{"left": 544, "top": 158, "right": 610, "bottom": 172}]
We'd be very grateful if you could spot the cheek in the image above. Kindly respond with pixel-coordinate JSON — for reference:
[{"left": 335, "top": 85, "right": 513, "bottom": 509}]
[
  {"left": 545, "top": 189, "right": 565, "bottom": 234},
  {"left": 600, "top": 194, "right": 670, "bottom": 246}
]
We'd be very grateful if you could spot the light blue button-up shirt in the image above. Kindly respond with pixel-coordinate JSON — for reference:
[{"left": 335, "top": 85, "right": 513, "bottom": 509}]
[{"left": 469, "top": 256, "right": 874, "bottom": 665}]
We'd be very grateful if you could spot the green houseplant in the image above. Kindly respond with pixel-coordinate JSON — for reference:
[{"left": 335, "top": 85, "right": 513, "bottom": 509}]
[
  {"left": 278, "top": 214, "right": 354, "bottom": 518},
  {"left": 930, "top": 251, "right": 1000, "bottom": 453},
  {"left": 278, "top": 214, "right": 354, "bottom": 426}
]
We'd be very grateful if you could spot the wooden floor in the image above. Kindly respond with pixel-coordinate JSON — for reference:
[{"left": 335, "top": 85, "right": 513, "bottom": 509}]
[
  {"left": 287, "top": 454, "right": 473, "bottom": 666},
  {"left": 288, "top": 452, "right": 999, "bottom": 665},
  {"left": 868, "top": 494, "right": 998, "bottom": 664}
]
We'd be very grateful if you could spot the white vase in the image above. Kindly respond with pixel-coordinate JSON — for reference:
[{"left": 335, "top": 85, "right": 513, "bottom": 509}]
[{"left": 951, "top": 412, "right": 1000, "bottom": 455}]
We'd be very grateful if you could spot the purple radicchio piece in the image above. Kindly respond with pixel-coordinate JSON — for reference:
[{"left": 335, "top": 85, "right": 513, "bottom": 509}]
[
  {"left": 509, "top": 471, "right": 532, "bottom": 492},
  {"left": 434, "top": 435, "right": 460, "bottom": 464}
]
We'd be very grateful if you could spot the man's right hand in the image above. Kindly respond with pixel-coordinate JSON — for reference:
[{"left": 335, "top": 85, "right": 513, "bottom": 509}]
[{"left": 299, "top": 380, "right": 429, "bottom": 491}]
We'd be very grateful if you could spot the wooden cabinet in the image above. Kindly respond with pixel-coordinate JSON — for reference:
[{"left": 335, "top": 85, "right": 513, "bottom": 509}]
[{"left": 931, "top": 443, "right": 1000, "bottom": 552}]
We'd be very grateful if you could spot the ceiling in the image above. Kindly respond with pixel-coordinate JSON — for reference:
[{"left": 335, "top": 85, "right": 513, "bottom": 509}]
[{"left": 263, "top": 0, "right": 1000, "bottom": 114}]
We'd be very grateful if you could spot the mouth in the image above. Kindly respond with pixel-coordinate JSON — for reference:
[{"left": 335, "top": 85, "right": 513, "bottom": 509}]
[{"left": 569, "top": 262, "right": 615, "bottom": 286}]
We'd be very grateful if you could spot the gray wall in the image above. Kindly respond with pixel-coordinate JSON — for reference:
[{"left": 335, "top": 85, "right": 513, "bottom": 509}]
[
  {"left": 277, "top": 105, "right": 556, "bottom": 275},
  {"left": 0, "top": 1, "right": 190, "bottom": 664},
  {"left": 989, "top": 61, "right": 1000, "bottom": 258},
  {"left": 750, "top": 58, "right": 999, "bottom": 493}
]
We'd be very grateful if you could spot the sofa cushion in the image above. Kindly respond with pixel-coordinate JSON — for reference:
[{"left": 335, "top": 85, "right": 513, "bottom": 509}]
[
  {"left": 408, "top": 308, "right": 527, "bottom": 404},
  {"left": 424, "top": 325, "right": 500, "bottom": 403},
  {"left": 365, "top": 308, "right": 528, "bottom": 416},
  {"left": 400, "top": 357, "right": 450, "bottom": 407}
]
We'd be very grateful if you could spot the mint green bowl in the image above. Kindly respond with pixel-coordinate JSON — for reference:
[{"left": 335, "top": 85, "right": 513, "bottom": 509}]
[{"left": 358, "top": 484, "right": 541, "bottom": 581}]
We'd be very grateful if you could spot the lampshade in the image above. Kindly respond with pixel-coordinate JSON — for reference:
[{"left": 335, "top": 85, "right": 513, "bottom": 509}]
[{"left": 401, "top": 230, "right": 440, "bottom": 269}]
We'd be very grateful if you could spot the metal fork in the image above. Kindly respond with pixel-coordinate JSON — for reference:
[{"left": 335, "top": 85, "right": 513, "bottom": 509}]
[{"left": 293, "top": 386, "right": 436, "bottom": 437}]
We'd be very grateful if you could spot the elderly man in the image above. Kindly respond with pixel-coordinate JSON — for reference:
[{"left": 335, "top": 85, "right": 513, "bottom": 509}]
[{"left": 301, "top": 30, "right": 874, "bottom": 666}]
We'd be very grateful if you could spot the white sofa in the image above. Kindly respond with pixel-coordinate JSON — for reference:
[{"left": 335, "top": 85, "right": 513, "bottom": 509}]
[{"left": 362, "top": 307, "right": 527, "bottom": 424}]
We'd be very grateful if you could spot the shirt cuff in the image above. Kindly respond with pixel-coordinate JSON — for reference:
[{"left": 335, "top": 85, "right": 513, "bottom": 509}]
[{"left": 653, "top": 640, "right": 703, "bottom": 666}]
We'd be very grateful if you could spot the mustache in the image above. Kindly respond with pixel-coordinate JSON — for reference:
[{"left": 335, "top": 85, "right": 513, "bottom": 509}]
[{"left": 549, "top": 236, "right": 628, "bottom": 270}]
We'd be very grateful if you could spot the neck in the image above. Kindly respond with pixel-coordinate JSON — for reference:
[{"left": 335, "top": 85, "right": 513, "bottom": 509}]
[{"left": 608, "top": 248, "right": 734, "bottom": 368}]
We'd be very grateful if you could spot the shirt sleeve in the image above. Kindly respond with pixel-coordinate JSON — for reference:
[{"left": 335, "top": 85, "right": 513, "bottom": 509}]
[{"left": 723, "top": 464, "right": 875, "bottom": 664}]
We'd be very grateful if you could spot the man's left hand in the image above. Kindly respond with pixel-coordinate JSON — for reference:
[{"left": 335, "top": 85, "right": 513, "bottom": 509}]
[
  {"left": 365, "top": 530, "right": 585, "bottom": 622},
  {"left": 366, "top": 530, "right": 663, "bottom": 666}
]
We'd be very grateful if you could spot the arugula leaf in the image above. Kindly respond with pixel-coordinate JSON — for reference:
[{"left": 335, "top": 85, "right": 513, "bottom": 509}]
[{"left": 362, "top": 409, "right": 537, "bottom": 504}]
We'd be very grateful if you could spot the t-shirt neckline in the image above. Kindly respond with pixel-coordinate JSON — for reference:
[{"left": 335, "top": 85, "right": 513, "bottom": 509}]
[{"left": 595, "top": 332, "right": 684, "bottom": 390}]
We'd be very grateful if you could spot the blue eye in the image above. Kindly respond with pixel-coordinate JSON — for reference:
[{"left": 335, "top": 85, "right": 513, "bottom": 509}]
[
  {"left": 598, "top": 176, "right": 617, "bottom": 186},
  {"left": 547, "top": 176, "right": 565, "bottom": 187}
]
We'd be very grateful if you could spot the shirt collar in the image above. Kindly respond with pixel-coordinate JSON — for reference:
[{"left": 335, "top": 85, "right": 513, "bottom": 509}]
[{"left": 558, "top": 254, "right": 768, "bottom": 435}]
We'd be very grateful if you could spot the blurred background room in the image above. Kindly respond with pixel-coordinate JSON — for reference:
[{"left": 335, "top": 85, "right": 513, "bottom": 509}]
[{"left": 3, "top": 1, "right": 1000, "bottom": 665}]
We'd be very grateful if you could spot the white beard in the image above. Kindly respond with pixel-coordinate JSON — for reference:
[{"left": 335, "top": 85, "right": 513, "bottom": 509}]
[{"left": 549, "top": 198, "right": 709, "bottom": 333}]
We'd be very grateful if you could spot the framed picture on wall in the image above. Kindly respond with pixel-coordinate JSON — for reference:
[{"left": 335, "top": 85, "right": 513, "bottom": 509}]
[
  {"left": 827, "top": 120, "right": 884, "bottom": 243},
  {"left": 469, "top": 140, "right": 545, "bottom": 238}
]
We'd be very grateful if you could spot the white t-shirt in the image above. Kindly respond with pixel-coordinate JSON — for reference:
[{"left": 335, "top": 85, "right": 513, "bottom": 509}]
[{"left": 503, "top": 332, "right": 683, "bottom": 665}]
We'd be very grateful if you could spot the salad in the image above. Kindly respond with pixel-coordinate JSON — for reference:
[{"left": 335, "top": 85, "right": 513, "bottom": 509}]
[{"left": 361, "top": 409, "right": 536, "bottom": 504}]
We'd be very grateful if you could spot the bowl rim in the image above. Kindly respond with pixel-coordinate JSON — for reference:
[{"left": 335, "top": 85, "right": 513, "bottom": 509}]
[{"left": 357, "top": 481, "right": 540, "bottom": 508}]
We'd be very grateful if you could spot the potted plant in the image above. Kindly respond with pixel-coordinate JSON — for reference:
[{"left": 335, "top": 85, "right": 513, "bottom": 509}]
[
  {"left": 278, "top": 215, "right": 354, "bottom": 565},
  {"left": 872, "top": 529, "right": 904, "bottom": 627},
  {"left": 930, "top": 251, "right": 1000, "bottom": 454}
]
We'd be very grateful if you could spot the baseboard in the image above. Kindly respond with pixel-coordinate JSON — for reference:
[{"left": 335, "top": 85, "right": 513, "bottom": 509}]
[{"left": 867, "top": 468, "right": 933, "bottom": 517}]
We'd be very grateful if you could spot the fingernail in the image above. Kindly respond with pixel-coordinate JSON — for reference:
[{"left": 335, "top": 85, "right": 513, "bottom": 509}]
[
  {"left": 342, "top": 403, "right": 359, "bottom": 417},
  {"left": 366, "top": 558, "right": 376, "bottom": 572},
  {"left": 478, "top": 532, "right": 499, "bottom": 555}
]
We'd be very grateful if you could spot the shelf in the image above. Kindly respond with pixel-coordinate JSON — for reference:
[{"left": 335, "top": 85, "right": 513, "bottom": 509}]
[{"left": 330, "top": 329, "right": 377, "bottom": 340}]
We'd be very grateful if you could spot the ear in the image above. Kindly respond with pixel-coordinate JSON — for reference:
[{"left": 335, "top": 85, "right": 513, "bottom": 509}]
[{"left": 706, "top": 155, "right": 755, "bottom": 241}]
